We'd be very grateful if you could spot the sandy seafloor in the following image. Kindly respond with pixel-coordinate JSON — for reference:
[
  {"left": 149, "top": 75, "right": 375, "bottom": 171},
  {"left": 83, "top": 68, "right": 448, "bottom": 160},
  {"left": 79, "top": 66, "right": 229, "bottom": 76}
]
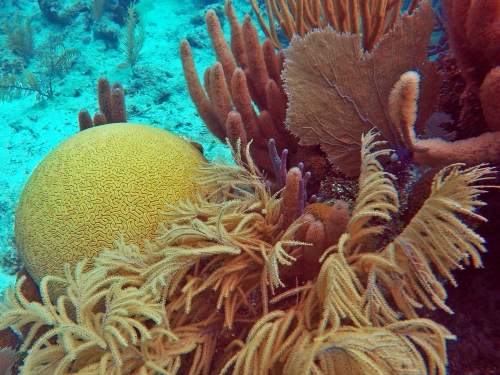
[{"left": 0, "top": 0, "right": 257, "bottom": 298}]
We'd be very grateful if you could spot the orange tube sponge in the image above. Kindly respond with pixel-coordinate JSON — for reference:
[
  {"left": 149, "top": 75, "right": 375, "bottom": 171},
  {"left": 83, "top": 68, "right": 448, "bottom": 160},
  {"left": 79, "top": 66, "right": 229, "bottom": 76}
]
[
  {"left": 465, "top": 0, "right": 500, "bottom": 68},
  {"left": 388, "top": 71, "right": 421, "bottom": 150},
  {"left": 391, "top": 71, "right": 500, "bottom": 168},
  {"left": 413, "top": 131, "right": 500, "bottom": 169},
  {"left": 480, "top": 67, "right": 500, "bottom": 132},
  {"left": 443, "top": 0, "right": 500, "bottom": 93}
]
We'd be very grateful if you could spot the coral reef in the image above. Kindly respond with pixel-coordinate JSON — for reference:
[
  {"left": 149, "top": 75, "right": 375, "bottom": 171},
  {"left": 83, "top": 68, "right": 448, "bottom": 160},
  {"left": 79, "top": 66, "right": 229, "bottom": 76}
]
[
  {"left": 398, "top": 66, "right": 500, "bottom": 169},
  {"left": 4, "top": 13, "right": 35, "bottom": 63},
  {"left": 180, "top": 0, "right": 309, "bottom": 189},
  {"left": 0, "top": 129, "right": 495, "bottom": 374},
  {"left": 1, "top": 0, "right": 499, "bottom": 373},
  {"left": 181, "top": 0, "right": 442, "bottom": 186},
  {"left": 442, "top": 0, "right": 500, "bottom": 95}
]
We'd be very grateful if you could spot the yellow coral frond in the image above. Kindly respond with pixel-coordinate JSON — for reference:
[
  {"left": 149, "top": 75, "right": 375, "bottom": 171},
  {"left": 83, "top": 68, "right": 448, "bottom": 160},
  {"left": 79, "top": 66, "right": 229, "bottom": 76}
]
[
  {"left": 316, "top": 234, "right": 369, "bottom": 332},
  {"left": 388, "top": 163, "right": 496, "bottom": 315},
  {"left": 386, "top": 318, "right": 456, "bottom": 375},
  {"left": 346, "top": 130, "right": 399, "bottom": 248},
  {"left": 314, "top": 325, "right": 421, "bottom": 375},
  {"left": 261, "top": 219, "right": 306, "bottom": 292},
  {"left": 0, "top": 255, "right": 177, "bottom": 375},
  {"left": 360, "top": 267, "right": 402, "bottom": 326},
  {"left": 231, "top": 309, "right": 307, "bottom": 375}
]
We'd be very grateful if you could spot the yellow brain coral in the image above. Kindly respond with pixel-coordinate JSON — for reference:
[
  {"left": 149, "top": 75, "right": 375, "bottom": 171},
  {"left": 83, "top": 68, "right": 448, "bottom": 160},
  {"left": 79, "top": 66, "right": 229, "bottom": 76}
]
[{"left": 15, "top": 123, "right": 206, "bottom": 288}]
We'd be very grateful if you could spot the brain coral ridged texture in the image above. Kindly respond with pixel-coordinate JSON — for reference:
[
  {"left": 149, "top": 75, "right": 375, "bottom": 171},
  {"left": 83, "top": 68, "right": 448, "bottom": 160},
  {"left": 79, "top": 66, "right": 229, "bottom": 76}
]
[{"left": 15, "top": 123, "right": 206, "bottom": 288}]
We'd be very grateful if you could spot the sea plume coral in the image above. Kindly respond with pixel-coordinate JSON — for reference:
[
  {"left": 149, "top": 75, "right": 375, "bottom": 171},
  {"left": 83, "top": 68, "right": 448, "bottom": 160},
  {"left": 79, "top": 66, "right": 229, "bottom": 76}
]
[
  {"left": 0, "top": 263, "right": 175, "bottom": 374},
  {"left": 0, "top": 128, "right": 494, "bottom": 374}
]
